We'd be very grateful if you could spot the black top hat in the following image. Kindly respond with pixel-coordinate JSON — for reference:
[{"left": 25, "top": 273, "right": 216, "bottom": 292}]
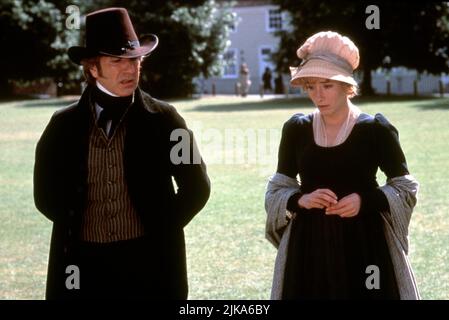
[{"left": 68, "top": 7, "right": 158, "bottom": 65}]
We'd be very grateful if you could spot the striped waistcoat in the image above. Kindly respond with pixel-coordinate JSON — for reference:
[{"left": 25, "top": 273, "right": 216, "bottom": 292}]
[{"left": 80, "top": 115, "right": 145, "bottom": 243}]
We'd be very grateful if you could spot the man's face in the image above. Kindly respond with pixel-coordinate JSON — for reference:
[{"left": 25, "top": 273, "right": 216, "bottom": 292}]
[{"left": 90, "top": 56, "right": 141, "bottom": 96}]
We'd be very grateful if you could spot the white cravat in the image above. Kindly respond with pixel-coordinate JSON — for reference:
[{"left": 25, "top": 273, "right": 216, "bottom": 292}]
[
  {"left": 94, "top": 81, "right": 117, "bottom": 135},
  {"left": 96, "top": 81, "right": 119, "bottom": 97}
]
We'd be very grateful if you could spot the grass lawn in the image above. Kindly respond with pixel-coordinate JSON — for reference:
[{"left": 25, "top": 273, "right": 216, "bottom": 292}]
[{"left": 1, "top": 94, "right": 448, "bottom": 299}]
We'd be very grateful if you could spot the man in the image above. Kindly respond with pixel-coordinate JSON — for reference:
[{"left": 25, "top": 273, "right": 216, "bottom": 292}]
[
  {"left": 262, "top": 67, "right": 273, "bottom": 94},
  {"left": 34, "top": 7, "right": 210, "bottom": 299}
]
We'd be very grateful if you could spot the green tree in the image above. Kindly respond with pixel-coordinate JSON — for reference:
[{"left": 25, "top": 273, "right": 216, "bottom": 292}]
[
  {"left": 0, "top": 0, "right": 90, "bottom": 97},
  {"left": 45, "top": 1, "right": 91, "bottom": 94},
  {"left": 0, "top": 0, "right": 235, "bottom": 98},
  {"left": 0, "top": 0, "right": 66, "bottom": 96},
  {"left": 72, "top": 0, "right": 236, "bottom": 97},
  {"left": 272, "top": 0, "right": 449, "bottom": 95}
]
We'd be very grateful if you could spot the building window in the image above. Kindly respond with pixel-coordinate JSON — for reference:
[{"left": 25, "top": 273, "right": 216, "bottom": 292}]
[
  {"left": 259, "top": 46, "right": 275, "bottom": 78},
  {"left": 267, "top": 9, "right": 283, "bottom": 32},
  {"left": 222, "top": 48, "right": 238, "bottom": 78},
  {"left": 261, "top": 47, "right": 272, "bottom": 59}
]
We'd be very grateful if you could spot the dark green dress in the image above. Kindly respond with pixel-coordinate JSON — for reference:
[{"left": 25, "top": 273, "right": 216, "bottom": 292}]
[{"left": 277, "top": 112, "right": 408, "bottom": 299}]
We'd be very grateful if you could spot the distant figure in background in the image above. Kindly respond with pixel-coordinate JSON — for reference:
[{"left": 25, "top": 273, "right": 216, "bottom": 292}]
[
  {"left": 238, "top": 63, "right": 251, "bottom": 97},
  {"left": 262, "top": 67, "right": 273, "bottom": 94},
  {"left": 274, "top": 73, "right": 285, "bottom": 94}
]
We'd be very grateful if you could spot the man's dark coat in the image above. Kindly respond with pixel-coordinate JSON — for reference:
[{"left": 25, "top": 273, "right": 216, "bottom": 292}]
[{"left": 34, "top": 85, "right": 210, "bottom": 299}]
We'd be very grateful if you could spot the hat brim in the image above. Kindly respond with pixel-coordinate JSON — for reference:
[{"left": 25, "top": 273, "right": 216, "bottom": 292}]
[
  {"left": 290, "top": 59, "right": 358, "bottom": 87},
  {"left": 68, "top": 33, "right": 159, "bottom": 65}
]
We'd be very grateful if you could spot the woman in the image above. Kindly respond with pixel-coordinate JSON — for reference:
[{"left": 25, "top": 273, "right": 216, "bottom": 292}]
[
  {"left": 265, "top": 31, "right": 420, "bottom": 299},
  {"left": 239, "top": 63, "right": 252, "bottom": 97}
]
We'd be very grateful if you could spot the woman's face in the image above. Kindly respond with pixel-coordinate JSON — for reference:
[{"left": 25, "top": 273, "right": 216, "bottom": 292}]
[{"left": 303, "top": 78, "right": 349, "bottom": 117}]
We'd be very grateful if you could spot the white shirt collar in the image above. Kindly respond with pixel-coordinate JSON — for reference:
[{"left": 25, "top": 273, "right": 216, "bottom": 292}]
[{"left": 96, "top": 81, "right": 119, "bottom": 97}]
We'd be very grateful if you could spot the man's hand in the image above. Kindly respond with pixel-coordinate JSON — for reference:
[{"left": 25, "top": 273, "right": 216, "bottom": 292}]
[
  {"left": 325, "top": 193, "right": 361, "bottom": 218},
  {"left": 298, "top": 189, "right": 338, "bottom": 210}
]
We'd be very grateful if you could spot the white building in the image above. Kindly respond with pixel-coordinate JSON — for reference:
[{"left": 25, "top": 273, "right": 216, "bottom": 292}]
[
  {"left": 199, "top": 0, "right": 287, "bottom": 95},
  {"left": 198, "top": 0, "right": 447, "bottom": 96}
]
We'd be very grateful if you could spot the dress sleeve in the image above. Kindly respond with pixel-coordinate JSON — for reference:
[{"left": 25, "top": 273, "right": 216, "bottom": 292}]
[
  {"left": 276, "top": 114, "right": 305, "bottom": 213},
  {"left": 360, "top": 114, "right": 410, "bottom": 213},
  {"left": 276, "top": 115, "right": 302, "bottom": 178},
  {"left": 374, "top": 113, "right": 409, "bottom": 178},
  {"left": 286, "top": 192, "right": 303, "bottom": 213}
]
